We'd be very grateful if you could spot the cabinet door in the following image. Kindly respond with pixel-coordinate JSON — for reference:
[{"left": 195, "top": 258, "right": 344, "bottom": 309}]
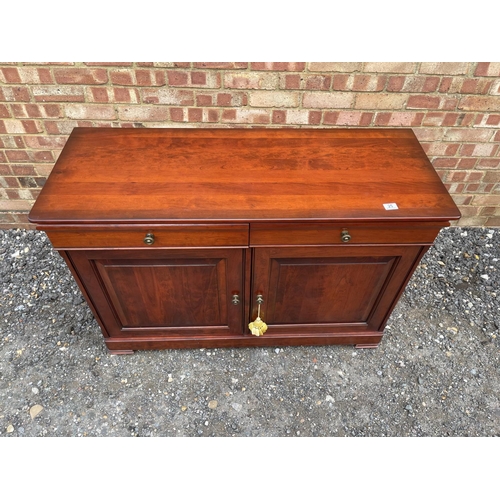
[
  {"left": 251, "top": 246, "right": 424, "bottom": 336},
  {"left": 67, "top": 248, "right": 244, "bottom": 338}
]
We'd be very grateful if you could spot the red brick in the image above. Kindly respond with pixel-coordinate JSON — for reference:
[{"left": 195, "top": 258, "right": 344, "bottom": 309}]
[
  {"left": 3, "top": 176, "right": 20, "bottom": 187},
  {"left": 11, "top": 165, "right": 36, "bottom": 176},
  {"left": 167, "top": 71, "right": 189, "bottom": 86},
  {"left": 188, "top": 108, "right": 203, "bottom": 122},
  {"left": 458, "top": 158, "right": 477, "bottom": 168},
  {"left": 113, "top": 88, "right": 139, "bottom": 103},
  {"left": 388, "top": 76, "right": 440, "bottom": 93},
  {"left": 474, "top": 63, "right": 500, "bottom": 77},
  {"left": 6, "top": 150, "right": 30, "bottom": 162},
  {"left": 485, "top": 216, "right": 500, "bottom": 226},
  {"left": 191, "top": 72, "right": 206, "bottom": 85},
  {"left": 423, "top": 143, "right": 460, "bottom": 156},
  {"left": 110, "top": 69, "right": 134, "bottom": 85},
  {"left": 272, "top": 110, "right": 286, "bottom": 124},
  {"left": 24, "top": 136, "right": 67, "bottom": 149},
  {"left": 19, "top": 67, "right": 53, "bottom": 84},
  {"left": 308, "top": 111, "right": 322, "bottom": 125},
  {"left": 135, "top": 69, "right": 166, "bottom": 86},
  {"left": 439, "top": 77, "right": 453, "bottom": 93},
  {"left": 305, "top": 75, "right": 332, "bottom": 91},
  {"left": 474, "top": 113, "right": 500, "bottom": 128},
  {"left": 170, "top": 108, "right": 185, "bottom": 121},
  {"left": 89, "top": 87, "right": 109, "bottom": 102},
  {"left": 480, "top": 206, "right": 500, "bottom": 216},
  {"left": 4, "top": 189, "right": 20, "bottom": 199},
  {"left": 32, "top": 151, "right": 54, "bottom": 162},
  {"left": 251, "top": 62, "right": 305, "bottom": 71},
  {"left": 196, "top": 94, "right": 213, "bottom": 106},
  {"left": 0, "top": 104, "right": 10, "bottom": 117},
  {"left": 374, "top": 112, "right": 424, "bottom": 126},
  {"left": 54, "top": 68, "right": 108, "bottom": 84},
  {"left": 477, "top": 158, "right": 500, "bottom": 169},
  {"left": 0, "top": 67, "right": 21, "bottom": 83},
  {"left": 458, "top": 96, "right": 500, "bottom": 111},
  {"left": 282, "top": 74, "right": 301, "bottom": 89},
  {"left": 167, "top": 70, "right": 219, "bottom": 88},
  {"left": 406, "top": 95, "right": 441, "bottom": 109},
  {"left": 433, "top": 158, "right": 459, "bottom": 168},
  {"left": 207, "top": 109, "right": 219, "bottom": 122},
  {"left": 420, "top": 62, "right": 469, "bottom": 75},
  {"left": 332, "top": 74, "right": 350, "bottom": 90},
  {"left": 460, "top": 143, "right": 498, "bottom": 157},
  {"left": 494, "top": 130, "right": 500, "bottom": 141},
  {"left": 352, "top": 75, "right": 386, "bottom": 92},
  {"left": 221, "top": 109, "right": 236, "bottom": 121},
  {"left": 482, "top": 171, "right": 500, "bottom": 183},
  {"left": 461, "top": 78, "right": 493, "bottom": 94},
  {"left": 446, "top": 183, "right": 465, "bottom": 193},
  {"left": 323, "top": 112, "right": 339, "bottom": 125},
  {"left": 1, "top": 86, "right": 31, "bottom": 101},
  {"left": 444, "top": 113, "right": 461, "bottom": 126}
]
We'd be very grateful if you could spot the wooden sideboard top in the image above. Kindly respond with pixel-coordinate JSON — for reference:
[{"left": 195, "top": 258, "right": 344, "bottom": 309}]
[{"left": 29, "top": 127, "right": 461, "bottom": 225}]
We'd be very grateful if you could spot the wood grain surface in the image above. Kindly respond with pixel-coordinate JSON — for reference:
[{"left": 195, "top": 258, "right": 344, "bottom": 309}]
[{"left": 29, "top": 128, "right": 461, "bottom": 225}]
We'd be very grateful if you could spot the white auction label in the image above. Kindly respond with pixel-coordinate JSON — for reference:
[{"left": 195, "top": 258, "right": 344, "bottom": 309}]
[{"left": 383, "top": 203, "right": 399, "bottom": 210}]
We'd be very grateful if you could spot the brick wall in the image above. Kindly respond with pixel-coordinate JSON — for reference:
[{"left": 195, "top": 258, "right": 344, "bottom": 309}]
[{"left": 1, "top": 62, "right": 499, "bottom": 229}]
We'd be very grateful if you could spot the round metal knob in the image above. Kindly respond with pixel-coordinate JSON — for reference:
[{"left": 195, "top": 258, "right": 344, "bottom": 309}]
[
  {"left": 144, "top": 233, "right": 155, "bottom": 245},
  {"left": 341, "top": 230, "right": 351, "bottom": 243}
]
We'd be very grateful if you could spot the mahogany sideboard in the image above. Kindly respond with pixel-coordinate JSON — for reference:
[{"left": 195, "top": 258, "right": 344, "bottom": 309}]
[{"left": 29, "top": 128, "right": 461, "bottom": 354}]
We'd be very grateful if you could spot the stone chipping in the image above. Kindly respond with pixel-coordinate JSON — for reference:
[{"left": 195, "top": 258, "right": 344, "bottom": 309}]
[{"left": 0, "top": 227, "right": 499, "bottom": 437}]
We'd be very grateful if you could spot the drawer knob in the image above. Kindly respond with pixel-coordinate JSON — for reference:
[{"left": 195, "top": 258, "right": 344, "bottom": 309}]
[
  {"left": 232, "top": 294, "right": 240, "bottom": 305},
  {"left": 341, "top": 229, "right": 351, "bottom": 243},
  {"left": 249, "top": 294, "right": 268, "bottom": 336},
  {"left": 143, "top": 233, "right": 155, "bottom": 245}
]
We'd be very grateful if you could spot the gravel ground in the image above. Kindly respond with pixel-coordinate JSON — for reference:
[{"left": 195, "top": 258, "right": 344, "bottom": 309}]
[{"left": 1, "top": 226, "right": 499, "bottom": 437}]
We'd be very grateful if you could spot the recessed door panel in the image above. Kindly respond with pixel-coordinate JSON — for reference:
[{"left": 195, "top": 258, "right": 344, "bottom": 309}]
[
  {"left": 96, "top": 258, "right": 226, "bottom": 328},
  {"left": 68, "top": 248, "right": 244, "bottom": 337},
  {"left": 252, "top": 246, "right": 422, "bottom": 334},
  {"left": 271, "top": 256, "right": 395, "bottom": 324}
]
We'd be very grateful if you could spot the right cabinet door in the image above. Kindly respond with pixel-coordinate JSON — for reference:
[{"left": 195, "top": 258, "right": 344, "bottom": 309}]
[{"left": 251, "top": 245, "right": 424, "bottom": 337}]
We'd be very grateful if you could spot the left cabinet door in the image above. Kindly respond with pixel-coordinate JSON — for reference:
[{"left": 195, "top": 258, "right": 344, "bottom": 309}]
[{"left": 65, "top": 248, "right": 245, "bottom": 342}]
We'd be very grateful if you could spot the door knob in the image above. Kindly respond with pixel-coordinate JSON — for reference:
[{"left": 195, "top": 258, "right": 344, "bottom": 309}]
[
  {"left": 144, "top": 233, "right": 155, "bottom": 245},
  {"left": 341, "top": 229, "right": 351, "bottom": 243}
]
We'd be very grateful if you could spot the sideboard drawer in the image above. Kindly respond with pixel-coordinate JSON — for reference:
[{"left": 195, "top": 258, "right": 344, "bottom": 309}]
[
  {"left": 250, "top": 223, "right": 444, "bottom": 246},
  {"left": 46, "top": 224, "right": 249, "bottom": 249}
]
